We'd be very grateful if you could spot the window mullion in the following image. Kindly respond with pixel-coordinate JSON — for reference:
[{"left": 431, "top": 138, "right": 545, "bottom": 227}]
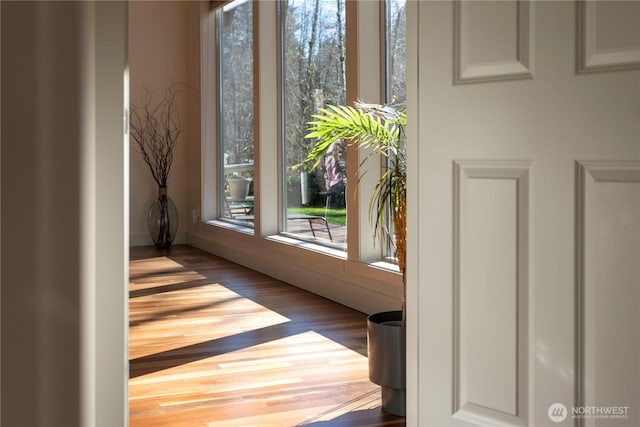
[
  {"left": 346, "top": 0, "right": 383, "bottom": 264},
  {"left": 253, "top": 0, "right": 279, "bottom": 236}
]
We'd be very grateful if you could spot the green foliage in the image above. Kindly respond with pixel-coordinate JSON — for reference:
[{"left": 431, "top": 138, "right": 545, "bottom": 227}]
[
  {"left": 220, "top": 1, "right": 254, "bottom": 164},
  {"left": 299, "top": 102, "right": 406, "bottom": 246},
  {"left": 287, "top": 207, "right": 347, "bottom": 226},
  {"left": 282, "top": 0, "right": 347, "bottom": 169}
]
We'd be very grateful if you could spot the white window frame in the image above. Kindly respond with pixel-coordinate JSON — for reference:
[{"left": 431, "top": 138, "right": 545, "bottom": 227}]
[{"left": 197, "top": 1, "right": 403, "bottom": 317}]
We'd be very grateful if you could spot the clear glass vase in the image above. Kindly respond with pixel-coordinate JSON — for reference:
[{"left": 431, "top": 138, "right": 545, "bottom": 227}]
[{"left": 147, "top": 187, "right": 178, "bottom": 249}]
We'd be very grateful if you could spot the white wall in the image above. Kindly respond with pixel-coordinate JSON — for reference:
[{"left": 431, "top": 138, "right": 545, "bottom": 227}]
[
  {"left": 129, "top": 1, "right": 190, "bottom": 247},
  {"left": 1, "top": 2, "right": 128, "bottom": 426},
  {"left": 94, "top": 2, "right": 129, "bottom": 426}
]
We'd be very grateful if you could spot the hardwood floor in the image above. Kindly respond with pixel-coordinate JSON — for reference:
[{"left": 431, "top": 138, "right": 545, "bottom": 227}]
[{"left": 129, "top": 245, "right": 405, "bottom": 427}]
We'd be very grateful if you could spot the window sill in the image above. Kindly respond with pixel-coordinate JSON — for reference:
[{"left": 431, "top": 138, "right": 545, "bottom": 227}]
[
  {"left": 204, "top": 219, "right": 254, "bottom": 235},
  {"left": 269, "top": 234, "right": 401, "bottom": 284},
  {"left": 266, "top": 234, "right": 347, "bottom": 260},
  {"left": 368, "top": 259, "right": 400, "bottom": 274}
]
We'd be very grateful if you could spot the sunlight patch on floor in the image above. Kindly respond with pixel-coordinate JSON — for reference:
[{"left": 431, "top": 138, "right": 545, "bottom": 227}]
[{"left": 131, "top": 331, "right": 376, "bottom": 426}]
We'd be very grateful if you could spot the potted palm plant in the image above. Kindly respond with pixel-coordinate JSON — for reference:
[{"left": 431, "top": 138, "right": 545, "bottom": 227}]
[{"left": 300, "top": 101, "right": 407, "bottom": 416}]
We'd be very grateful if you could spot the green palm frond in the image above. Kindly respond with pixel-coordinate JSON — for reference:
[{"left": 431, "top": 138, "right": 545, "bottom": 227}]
[
  {"left": 300, "top": 103, "right": 406, "bottom": 172},
  {"left": 298, "top": 101, "right": 407, "bottom": 271}
]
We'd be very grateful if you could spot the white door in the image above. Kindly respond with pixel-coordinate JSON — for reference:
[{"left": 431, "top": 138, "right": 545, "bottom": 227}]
[{"left": 408, "top": 1, "right": 640, "bottom": 426}]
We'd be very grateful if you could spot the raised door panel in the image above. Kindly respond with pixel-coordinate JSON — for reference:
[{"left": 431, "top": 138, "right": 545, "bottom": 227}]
[
  {"left": 454, "top": 0, "right": 533, "bottom": 83},
  {"left": 453, "top": 162, "right": 530, "bottom": 427},
  {"left": 577, "top": 0, "right": 640, "bottom": 73},
  {"left": 578, "top": 163, "right": 640, "bottom": 427}
]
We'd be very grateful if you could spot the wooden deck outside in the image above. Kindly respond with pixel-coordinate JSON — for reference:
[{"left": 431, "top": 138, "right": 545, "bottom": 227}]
[
  {"left": 284, "top": 220, "right": 346, "bottom": 245},
  {"left": 129, "top": 245, "right": 404, "bottom": 426}
]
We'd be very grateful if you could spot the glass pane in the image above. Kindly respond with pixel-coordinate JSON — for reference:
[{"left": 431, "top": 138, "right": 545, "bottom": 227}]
[
  {"left": 280, "top": 0, "right": 347, "bottom": 247},
  {"left": 219, "top": 0, "right": 255, "bottom": 225},
  {"left": 384, "top": 0, "right": 407, "bottom": 259},
  {"left": 386, "top": 0, "right": 407, "bottom": 106}
]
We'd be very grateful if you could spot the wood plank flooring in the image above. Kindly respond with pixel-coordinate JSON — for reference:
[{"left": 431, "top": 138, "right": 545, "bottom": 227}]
[{"left": 129, "top": 245, "right": 405, "bottom": 427}]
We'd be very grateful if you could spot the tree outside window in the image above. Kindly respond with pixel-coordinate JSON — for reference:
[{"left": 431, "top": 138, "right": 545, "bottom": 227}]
[
  {"left": 218, "top": 0, "right": 255, "bottom": 223},
  {"left": 280, "top": 0, "right": 347, "bottom": 246}
]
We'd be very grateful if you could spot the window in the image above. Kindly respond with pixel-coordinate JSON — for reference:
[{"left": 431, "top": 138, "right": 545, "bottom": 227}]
[
  {"left": 217, "top": 0, "right": 255, "bottom": 225},
  {"left": 279, "top": 0, "right": 347, "bottom": 248},
  {"left": 204, "top": 0, "right": 406, "bottom": 265},
  {"left": 383, "top": 0, "right": 406, "bottom": 260}
]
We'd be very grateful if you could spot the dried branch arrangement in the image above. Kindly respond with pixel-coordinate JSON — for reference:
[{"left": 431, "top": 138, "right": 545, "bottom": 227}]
[{"left": 130, "top": 84, "right": 182, "bottom": 187}]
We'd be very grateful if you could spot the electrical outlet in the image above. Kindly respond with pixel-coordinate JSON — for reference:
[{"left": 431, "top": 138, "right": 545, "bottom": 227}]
[{"left": 192, "top": 209, "right": 200, "bottom": 224}]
